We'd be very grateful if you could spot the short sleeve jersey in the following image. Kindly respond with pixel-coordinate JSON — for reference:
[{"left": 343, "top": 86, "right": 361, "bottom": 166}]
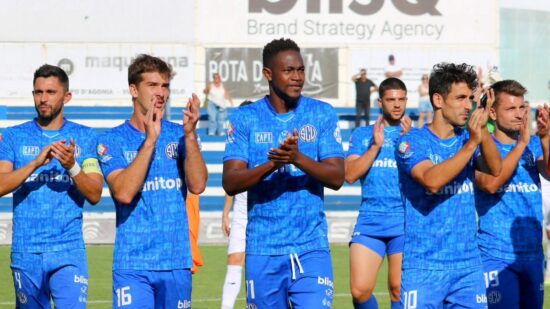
[
  {"left": 346, "top": 125, "right": 406, "bottom": 236},
  {"left": 97, "top": 120, "right": 192, "bottom": 270},
  {"left": 475, "top": 136, "right": 543, "bottom": 261},
  {"left": 223, "top": 96, "right": 344, "bottom": 255},
  {"left": 0, "top": 119, "right": 97, "bottom": 253},
  {"left": 355, "top": 79, "right": 376, "bottom": 103},
  {"left": 395, "top": 126, "right": 480, "bottom": 270}
]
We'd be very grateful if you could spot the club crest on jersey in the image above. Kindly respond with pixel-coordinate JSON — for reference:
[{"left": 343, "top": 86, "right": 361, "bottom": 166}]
[
  {"left": 97, "top": 144, "right": 112, "bottom": 163},
  {"left": 17, "top": 292, "right": 28, "bottom": 304},
  {"left": 124, "top": 151, "right": 137, "bottom": 163},
  {"left": 22, "top": 146, "right": 40, "bottom": 156},
  {"left": 255, "top": 132, "right": 272, "bottom": 144},
  {"left": 333, "top": 126, "right": 342, "bottom": 144},
  {"left": 0, "top": 132, "right": 3, "bottom": 142},
  {"left": 226, "top": 122, "right": 235, "bottom": 144},
  {"left": 74, "top": 145, "right": 81, "bottom": 159},
  {"left": 398, "top": 141, "right": 410, "bottom": 154},
  {"left": 299, "top": 124, "right": 317, "bottom": 143},
  {"left": 165, "top": 142, "right": 179, "bottom": 160}
]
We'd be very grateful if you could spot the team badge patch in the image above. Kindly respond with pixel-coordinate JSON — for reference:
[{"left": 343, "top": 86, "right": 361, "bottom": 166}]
[
  {"left": 16, "top": 291, "right": 27, "bottom": 304},
  {"left": 0, "top": 132, "right": 3, "bottom": 142},
  {"left": 226, "top": 122, "right": 235, "bottom": 144},
  {"left": 299, "top": 124, "right": 317, "bottom": 142},
  {"left": 334, "top": 126, "right": 342, "bottom": 144},
  {"left": 165, "top": 142, "right": 179, "bottom": 160},
  {"left": 278, "top": 130, "right": 290, "bottom": 144},
  {"left": 74, "top": 145, "right": 81, "bottom": 159},
  {"left": 124, "top": 151, "right": 137, "bottom": 163},
  {"left": 398, "top": 141, "right": 410, "bottom": 154},
  {"left": 97, "top": 144, "right": 112, "bottom": 163}
]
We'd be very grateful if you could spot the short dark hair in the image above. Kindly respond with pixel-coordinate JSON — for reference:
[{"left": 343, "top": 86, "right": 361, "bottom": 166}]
[
  {"left": 128, "top": 54, "right": 172, "bottom": 85},
  {"left": 491, "top": 80, "right": 527, "bottom": 108},
  {"left": 379, "top": 77, "right": 407, "bottom": 98},
  {"left": 429, "top": 63, "right": 477, "bottom": 103},
  {"left": 262, "top": 38, "right": 300, "bottom": 69},
  {"left": 33, "top": 64, "right": 69, "bottom": 91}
]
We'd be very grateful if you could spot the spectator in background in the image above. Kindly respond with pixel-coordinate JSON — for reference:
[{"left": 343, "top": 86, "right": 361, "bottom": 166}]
[
  {"left": 417, "top": 74, "right": 432, "bottom": 128},
  {"left": 352, "top": 68, "right": 378, "bottom": 128},
  {"left": 204, "top": 73, "right": 234, "bottom": 136},
  {"left": 384, "top": 54, "right": 403, "bottom": 79}
]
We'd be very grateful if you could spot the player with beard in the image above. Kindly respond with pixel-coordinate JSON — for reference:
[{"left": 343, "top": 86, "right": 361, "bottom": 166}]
[
  {"left": 474, "top": 80, "right": 549, "bottom": 309},
  {"left": 0, "top": 64, "right": 103, "bottom": 308},
  {"left": 346, "top": 78, "right": 411, "bottom": 309}
]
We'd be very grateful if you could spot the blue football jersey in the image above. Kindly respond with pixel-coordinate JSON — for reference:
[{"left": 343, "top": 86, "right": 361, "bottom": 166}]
[
  {"left": 346, "top": 125, "right": 406, "bottom": 236},
  {"left": 0, "top": 119, "right": 97, "bottom": 253},
  {"left": 475, "top": 136, "right": 543, "bottom": 261},
  {"left": 395, "top": 126, "right": 481, "bottom": 270},
  {"left": 97, "top": 120, "right": 192, "bottom": 270},
  {"left": 224, "top": 96, "right": 344, "bottom": 255}
]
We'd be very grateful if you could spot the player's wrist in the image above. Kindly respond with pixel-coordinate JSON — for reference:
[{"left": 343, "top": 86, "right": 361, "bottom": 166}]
[{"left": 68, "top": 161, "right": 82, "bottom": 177}]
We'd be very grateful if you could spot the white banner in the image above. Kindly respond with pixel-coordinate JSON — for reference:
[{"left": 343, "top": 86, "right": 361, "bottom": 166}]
[
  {"left": 0, "top": 0, "right": 194, "bottom": 43},
  {"left": 197, "top": 0, "right": 498, "bottom": 45},
  {"left": 350, "top": 46, "right": 499, "bottom": 105},
  {"left": 0, "top": 44, "right": 195, "bottom": 101}
]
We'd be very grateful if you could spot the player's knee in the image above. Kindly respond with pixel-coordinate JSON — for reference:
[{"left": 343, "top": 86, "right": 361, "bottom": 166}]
[{"left": 350, "top": 285, "right": 374, "bottom": 303}]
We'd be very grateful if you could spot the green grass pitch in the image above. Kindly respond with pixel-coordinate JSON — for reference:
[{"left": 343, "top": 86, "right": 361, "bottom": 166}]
[{"left": 1, "top": 244, "right": 550, "bottom": 308}]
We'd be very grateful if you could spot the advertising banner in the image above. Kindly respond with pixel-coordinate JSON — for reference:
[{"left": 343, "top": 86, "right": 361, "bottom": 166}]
[
  {"left": 198, "top": 0, "right": 498, "bottom": 45},
  {"left": 205, "top": 47, "right": 338, "bottom": 99},
  {"left": 0, "top": 44, "right": 195, "bottom": 101}
]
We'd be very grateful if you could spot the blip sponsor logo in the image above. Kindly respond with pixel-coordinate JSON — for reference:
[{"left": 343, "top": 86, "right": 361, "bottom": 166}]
[
  {"left": 318, "top": 276, "right": 334, "bottom": 288},
  {"left": 255, "top": 132, "right": 273, "bottom": 144},
  {"left": 177, "top": 300, "right": 191, "bottom": 308},
  {"left": 165, "top": 142, "right": 179, "bottom": 160},
  {"left": 300, "top": 124, "right": 317, "bottom": 142},
  {"left": 476, "top": 293, "right": 487, "bottom": 304},
  {"left": 74, "top": 275, "right": 89, "bottom": 285},
  {"left": 141, "top": 177, "right": 183, "bottom": 192},
  {"left": 248, "top": 0, "right": 442, "bottom": 16},
  {"left": 22, "top": 146, "right": 40, "bottom": 156}
]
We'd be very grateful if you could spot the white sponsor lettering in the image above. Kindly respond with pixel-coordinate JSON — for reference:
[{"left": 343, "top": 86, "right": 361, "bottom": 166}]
[
  {"left": 476, "top": 294, "right": 487, "bottom": 304},
  {"left": 497, "top": 182, "right": 539, "bottom": 193},
  {"left": 427, "top": 181, "right": 473, "bottom": 196},
  {"left": 74, "top": 275, "right": 89, "bottom": 285},
  {"left": 317, "top": 276, "right": 333, "bottom": 288},
  {"left": 26, "top": 172, "right": 72, "bottom": 184},
  {"left": 141, "top": 177, "right": 183, "bottom": 192},
  {"left": 372, "top": 158, "right": 397, "bottom": 168},
  {"left": 177, "top": 300, "right": 191, "bottom": 308}
]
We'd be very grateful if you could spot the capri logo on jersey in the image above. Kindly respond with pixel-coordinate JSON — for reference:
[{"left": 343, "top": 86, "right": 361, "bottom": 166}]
[
  {"left": 398, "top": 141, "right": 410, "bottom": 154},
  {"left": 299, "top": 124, "right": 317, "bottom": 142},
  {"left": 165, "top": 142, "right": 179, "bottom": 160},
  {"left": 22, "top": 146, "right": 40, "bottom": 156},
  {"left": 255, "top": 132, "right": 272, "bottom": 144}
]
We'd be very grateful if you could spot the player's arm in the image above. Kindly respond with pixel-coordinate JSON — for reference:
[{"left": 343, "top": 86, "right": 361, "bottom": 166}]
[
  {"left": 268, "top": 129, "right": 344, "bottom": 190},
  {"left": 535, "top": 104, "right": 550, "bottom": 178},
  {"left": 351, "top": 74, "right": 359, "bottom": 82},
  {"left": 222, "top": 194, "right": 234, "bottom": 236},
  {"left": 50, "top": 139, "right": 103, "bottom": 204},
  {"left": 106, "top": 102, "right": 161, "bottom": 204},
  {"left": 345, "top": 117, "right": 384, "bottom": 183},
  {"left": 476, "top": 108, "right": 528, "bottom": 193},
  {"left": 183, "top": 94, "right": 208, "bottom": 194},
  {"left": 412, "top": 106, "right": 492, "bottom": 193},
  {"left": 0, "top": 146, "right": 52, "bottom": 196},
  {"left": 223, "top": 159, "right": 279, "bottom": 196}
]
